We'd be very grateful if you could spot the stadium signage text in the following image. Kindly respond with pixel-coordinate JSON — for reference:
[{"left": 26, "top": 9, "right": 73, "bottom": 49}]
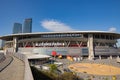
[
  {"left": 35, "top": 42, "right": 65, "bottom": 46},
  {"left": 41, "top": 33, "right": 82, "bottom": 38}
]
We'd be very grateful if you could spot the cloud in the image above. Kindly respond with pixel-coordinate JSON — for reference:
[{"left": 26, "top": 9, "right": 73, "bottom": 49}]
[
  {"left": 41, "top": 19, "right": 74, "bottom": 32},
  {"left": 108, "top": 27, "right": 117, "bottom": 32}
]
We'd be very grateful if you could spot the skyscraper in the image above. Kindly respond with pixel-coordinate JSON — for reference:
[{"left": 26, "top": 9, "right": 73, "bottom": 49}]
[
  {"left": 13, "top": 23, "right": 22, "bottom": 34},
  {"left": 23, "top": 18, "right": 32, "bottom": 33}
]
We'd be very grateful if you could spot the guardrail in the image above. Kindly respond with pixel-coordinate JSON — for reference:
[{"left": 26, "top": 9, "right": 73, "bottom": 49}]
[
  {"left": 14, "top": 53, "right": 34, "bottom": 80},
  {"left": 0, "top": 56, "right": 13, "bottom": 72}
]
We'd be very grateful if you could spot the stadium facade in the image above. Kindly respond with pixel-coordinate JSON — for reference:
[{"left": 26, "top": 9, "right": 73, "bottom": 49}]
[{"left": 0, "top": 31, "right": 120, "bottom": 59}]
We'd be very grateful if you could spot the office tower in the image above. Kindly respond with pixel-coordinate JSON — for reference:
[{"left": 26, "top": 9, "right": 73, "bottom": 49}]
[
  {"left": 23, "top": 18, "right": 32, "bottom": 33},
  {"left": 13, "top": 23, "right": 22, "bottom": 34}
]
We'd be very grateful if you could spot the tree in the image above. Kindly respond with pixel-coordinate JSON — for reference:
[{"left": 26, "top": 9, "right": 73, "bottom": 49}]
[{"left": 49, "top": 64, "right": 57, "bottom": 73}]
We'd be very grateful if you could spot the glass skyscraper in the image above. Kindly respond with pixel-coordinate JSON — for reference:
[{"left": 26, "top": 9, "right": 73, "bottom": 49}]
[
  {"left": 23, "top": 18, "right": 32, "bottom": 33},
  {"left": 13, "top": 23, "right": 22, "bottom": 34}
]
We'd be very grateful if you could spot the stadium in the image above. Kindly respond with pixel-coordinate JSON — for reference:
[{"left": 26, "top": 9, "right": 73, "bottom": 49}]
[{"left": 0, "top": 31, "right": 120, "bottom": 60}]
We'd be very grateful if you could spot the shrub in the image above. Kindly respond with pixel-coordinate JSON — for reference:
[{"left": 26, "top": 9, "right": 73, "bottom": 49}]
[
  {"left": 49, "top": 64, "right": 57, "bottom": 73},
  {"left": 31, "top": 66, "right": 53, "bottom": 80},
  {"left": 31, "top": 66, "right": 84, "bottom": 80},
  {"left": 112, "top": 76, "right": 116, "bottom": 80}
]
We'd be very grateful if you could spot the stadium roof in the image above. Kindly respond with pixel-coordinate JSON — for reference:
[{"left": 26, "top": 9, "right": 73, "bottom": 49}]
[{"left": 0, "top": 31, "right": 120, "bottom": 40}]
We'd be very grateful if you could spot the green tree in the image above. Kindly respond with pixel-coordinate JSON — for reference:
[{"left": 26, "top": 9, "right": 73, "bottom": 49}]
[{"left": 49, "top": 64, "right": 57, "bottom": 73}]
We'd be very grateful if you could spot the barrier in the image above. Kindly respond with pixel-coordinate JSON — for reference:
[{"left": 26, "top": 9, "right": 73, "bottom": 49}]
[
  {"left": 0, "top": 56, "right": 13, "bottom": 72},
  {"left": 14, "top": 53, "right": 34, "bottom": 80}
]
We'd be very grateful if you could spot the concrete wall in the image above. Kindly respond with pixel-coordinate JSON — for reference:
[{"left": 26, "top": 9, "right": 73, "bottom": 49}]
[
  {"left": 95, "top": 48, "right": 120, "bottom": 55},
  {"left": 6, "top": 47, "right": 120, "bottom": 56},
  {"left": 14, "top": 53, "right": 34, "bottom": 80},
  {"left": 18, "top": 47, "right": 88, "bottom": 56}
]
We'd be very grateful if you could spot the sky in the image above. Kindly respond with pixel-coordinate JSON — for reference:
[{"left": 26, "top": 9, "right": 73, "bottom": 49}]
[{"left": 0, "top": 0, "right": 120, "bottom": 36}]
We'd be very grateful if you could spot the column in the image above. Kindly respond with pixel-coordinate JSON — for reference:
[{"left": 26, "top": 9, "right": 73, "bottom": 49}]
[
  {"left": 13, "top": 37, "right": 18, "bottom": 53},
  {"left": 87, "top": 34, "right": 94, "bottom": 60}
]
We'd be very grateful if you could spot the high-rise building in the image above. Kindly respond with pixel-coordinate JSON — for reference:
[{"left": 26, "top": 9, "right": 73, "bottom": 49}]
[
  {"left": 13, "top": 23, "right": 22, "bottom": 34},
  {"left": 23, "top": 18, "right": 32, "bottom": 33}
]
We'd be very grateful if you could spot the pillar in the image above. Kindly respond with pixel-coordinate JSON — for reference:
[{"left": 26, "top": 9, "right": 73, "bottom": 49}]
[
  {"left": 13, "top": 37, "right": 18, "bottom": 53},
  {"left": 87, "top": 34, "right": 94, "bottom": 60},
  {"left": 99, "top": 55, "right": 101, "bottom": 60}
]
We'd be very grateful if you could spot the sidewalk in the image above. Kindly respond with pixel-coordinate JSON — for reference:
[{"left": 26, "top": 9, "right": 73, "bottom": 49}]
[{"left": 0, "top": 56, "right": 25, "bottom": 80}]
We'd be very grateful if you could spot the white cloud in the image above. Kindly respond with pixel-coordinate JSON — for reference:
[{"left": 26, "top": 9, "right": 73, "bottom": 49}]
[
  {"left": 108, "top": 27, "right": 117, "bottom": 32},
  {"left": 41, "top": 20, "right": 74, "bottom": 32}
]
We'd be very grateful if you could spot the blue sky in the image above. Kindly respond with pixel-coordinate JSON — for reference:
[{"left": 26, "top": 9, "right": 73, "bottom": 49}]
[{"left": 0, "top": 0, "right": 120, "bottom": 36}]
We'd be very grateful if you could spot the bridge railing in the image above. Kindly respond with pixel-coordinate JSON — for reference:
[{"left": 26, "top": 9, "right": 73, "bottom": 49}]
[{"left": 14, "top": 53, "right": 34, "bottom": 80}]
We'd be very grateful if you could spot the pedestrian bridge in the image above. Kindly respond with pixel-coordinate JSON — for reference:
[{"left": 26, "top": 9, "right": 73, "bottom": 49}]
[{"left": 0, "top": 52, "right": 33, "bottom": 80}]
